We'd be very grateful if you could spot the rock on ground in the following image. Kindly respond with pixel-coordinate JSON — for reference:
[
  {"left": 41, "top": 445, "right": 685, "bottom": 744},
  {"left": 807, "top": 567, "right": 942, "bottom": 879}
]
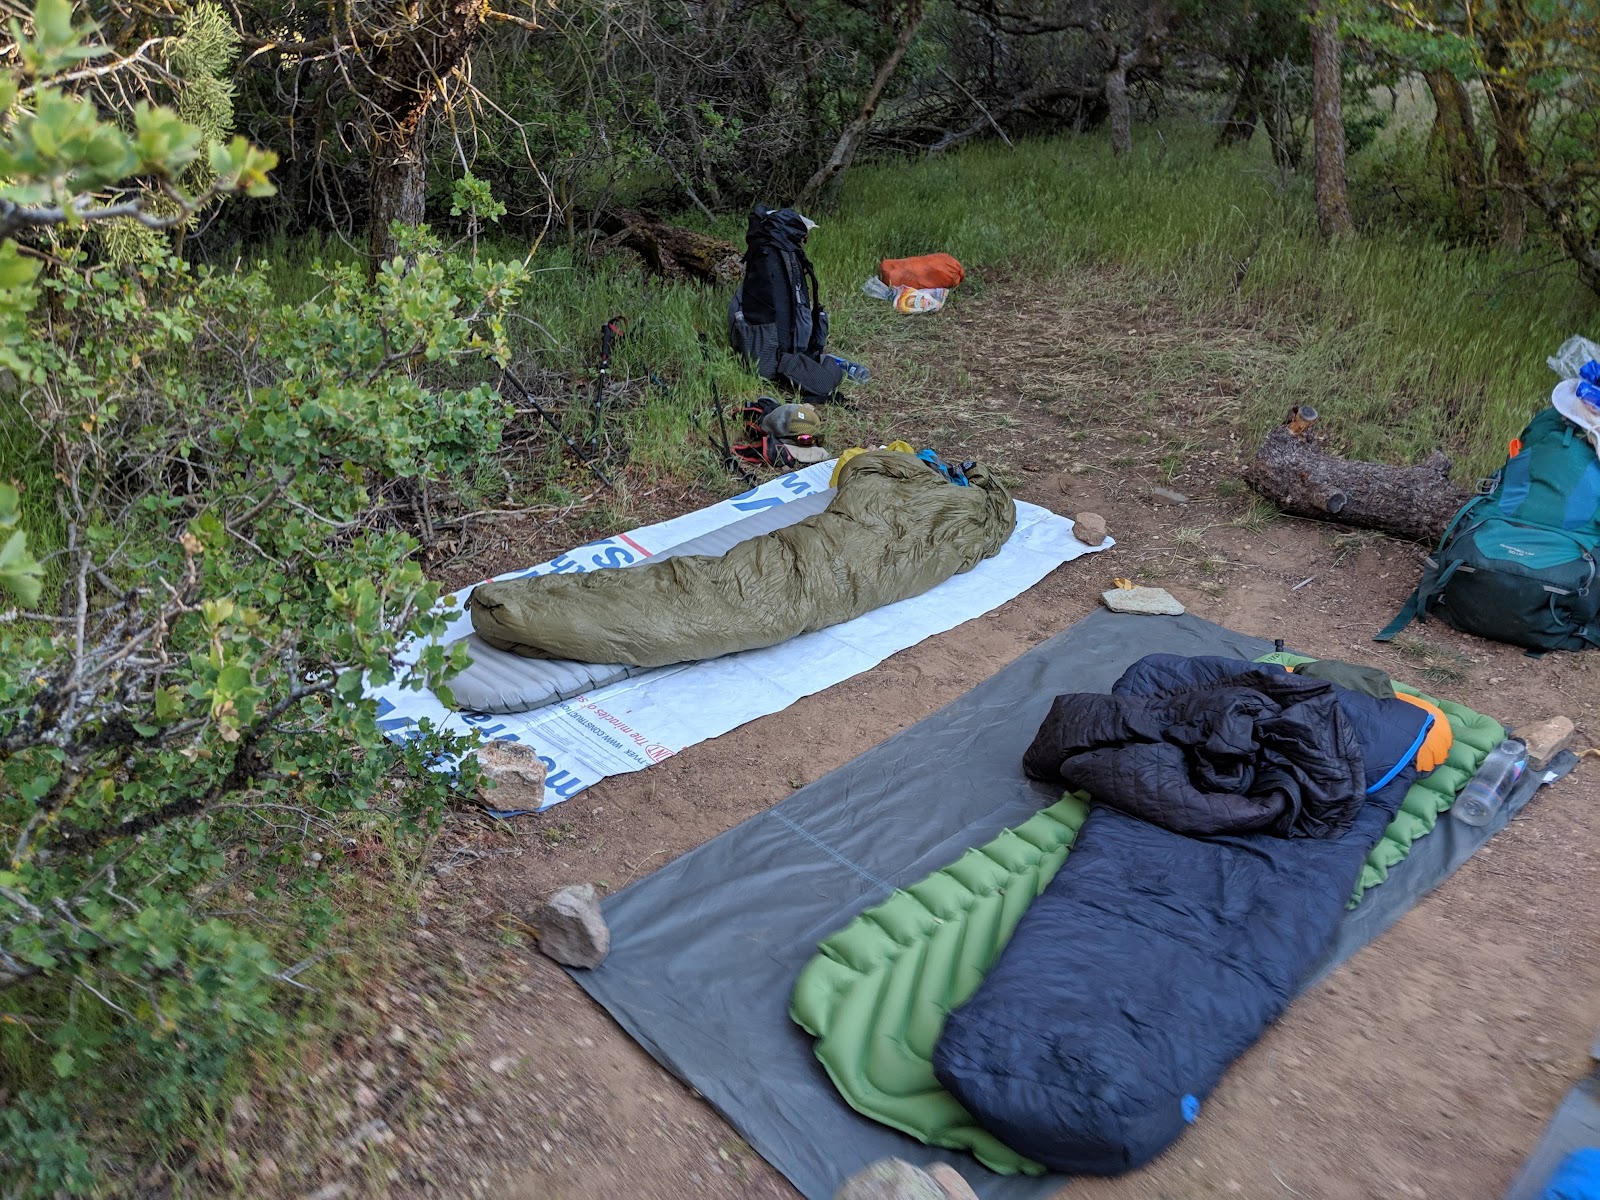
[
  {"left": 535, "top": 883, "right": 610, "bottom": 968},
  {"left": 473, "top": 738, "right": 547, "bottom": 811},
  {"left": 923, "top": 1163, "right": 978, "bottom": 1199},
  {"left": 1519, "top": 715, "right": 1576, "bottom": 770},
  {"left": 1102, "top": 585, "right": 1185, "bottom": 616},
  {"left": 835, "top": 1158, "right": 977, "bottom": 1200},
  {"left": 1072, "top": 511, "right": 1108, "bottom": 547}
]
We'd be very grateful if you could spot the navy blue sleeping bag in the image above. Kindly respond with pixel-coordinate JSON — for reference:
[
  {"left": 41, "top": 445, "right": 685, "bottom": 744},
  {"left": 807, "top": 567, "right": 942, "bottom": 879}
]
[{"left": 932, "top": 654, "right": 1432, "bottom": 1175}]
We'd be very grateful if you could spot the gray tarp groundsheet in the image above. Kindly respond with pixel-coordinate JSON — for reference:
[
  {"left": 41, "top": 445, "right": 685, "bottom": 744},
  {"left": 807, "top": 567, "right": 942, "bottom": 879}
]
[
  {"left": 571, "top": 610, "right": 1576, "bottom": 1200},
  {"left": 1506, "top": 1035, "right": 1600, "bottom": 1200}
]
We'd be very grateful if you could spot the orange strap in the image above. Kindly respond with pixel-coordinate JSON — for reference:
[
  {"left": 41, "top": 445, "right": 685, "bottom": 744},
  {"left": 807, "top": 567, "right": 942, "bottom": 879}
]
[{"left": 1396, "top": 693, "right": 1454, "bottom": 773}]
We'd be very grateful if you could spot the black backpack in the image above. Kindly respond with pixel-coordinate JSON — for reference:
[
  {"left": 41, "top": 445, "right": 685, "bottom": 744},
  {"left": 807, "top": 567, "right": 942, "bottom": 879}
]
[{"left": 728, "top": 205, "right": 845, "bottom": 403}]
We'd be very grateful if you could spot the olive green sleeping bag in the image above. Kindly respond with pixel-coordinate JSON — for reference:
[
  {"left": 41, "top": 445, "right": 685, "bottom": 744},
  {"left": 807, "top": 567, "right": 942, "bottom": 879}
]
[
  {"left": 468, "top": 450, "right": 1016, "bottom": 667},
  {"left": 789, "top": 678, "right": 1504, "bottom": 1175}
]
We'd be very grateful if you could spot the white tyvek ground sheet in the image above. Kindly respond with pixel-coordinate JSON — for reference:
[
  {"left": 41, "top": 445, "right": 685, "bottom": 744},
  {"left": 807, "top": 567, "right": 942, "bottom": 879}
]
[{"left": 368, "top": 460, "right": 1111, "bottom": 811}]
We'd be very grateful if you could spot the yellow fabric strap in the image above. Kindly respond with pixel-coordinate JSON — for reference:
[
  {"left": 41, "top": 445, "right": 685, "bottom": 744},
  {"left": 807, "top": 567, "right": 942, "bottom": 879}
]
[{"left": 830, "top": 442, "right": 915, "bottom": 487}]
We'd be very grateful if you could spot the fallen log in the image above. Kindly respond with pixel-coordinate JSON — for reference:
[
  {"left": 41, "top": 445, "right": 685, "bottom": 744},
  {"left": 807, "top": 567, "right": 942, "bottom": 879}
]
[
  {"left": 580, "top": 207, "right": 743, "bottom": 285},
  {"left": 1243, "top": 405, "right": 1474, "bottom": 545}
]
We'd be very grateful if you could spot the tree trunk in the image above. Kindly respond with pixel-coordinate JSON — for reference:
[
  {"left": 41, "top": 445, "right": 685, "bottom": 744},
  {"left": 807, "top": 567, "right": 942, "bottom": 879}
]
[
  {"left": 1423, "top": 68, "right": 1485, "bottom": 224},
  {"left": 1244, "top": 409, "right": 1472, "bottom": 545},
  {"left": 1106, "top": 52, "right": 1135, "bottom": 155},
  {"left": 364, "top": 0, "right": 491, "bottom": 272},
  {"left": 797, "top": 2, "right": 925, "bottom": 208},
  {"left": 369, "top": 110, "right": 431, "bottom": 267},
  {"left": 1216, "top": 57, "right": 1261, "bottom": 148},
  {"left": 1479, "top": 8, "right": 1540, "bottom": 252},
  {"left": 1263, "top": 80, "right": 1301, "bottom": 172},
  {"left": 1484, "top": 77, "right": 1534, "bottom": 251},
  {"left": 1106, "top": 1, "right": 1170, "bottom": 157},
  {"left": 1309, "top": 0, "right": 1353, "bottom": 237},
  {"left": 1530, "top": 184, "right": 1600, "bottom": 298}
]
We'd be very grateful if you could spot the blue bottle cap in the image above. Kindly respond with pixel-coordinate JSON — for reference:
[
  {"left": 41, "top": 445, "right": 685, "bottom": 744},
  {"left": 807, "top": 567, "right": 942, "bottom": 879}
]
[{"left": 1181, "top": 1094, "right": 1201, "bottom": 1123}]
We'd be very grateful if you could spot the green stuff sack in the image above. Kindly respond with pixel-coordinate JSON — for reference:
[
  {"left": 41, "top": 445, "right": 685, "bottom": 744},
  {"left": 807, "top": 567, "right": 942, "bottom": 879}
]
[
  {"left": 789, "top": 681, "right": 1504, "bottom": 1175},
  {"left": 1379, "top": 407, "right": 1600, "bottom": 652}
]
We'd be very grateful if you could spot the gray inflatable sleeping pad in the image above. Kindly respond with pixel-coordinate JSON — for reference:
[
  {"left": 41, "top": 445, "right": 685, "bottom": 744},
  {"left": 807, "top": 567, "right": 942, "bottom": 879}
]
[{"left": 447, "top": 488, "right": 835, "bottom": 714}]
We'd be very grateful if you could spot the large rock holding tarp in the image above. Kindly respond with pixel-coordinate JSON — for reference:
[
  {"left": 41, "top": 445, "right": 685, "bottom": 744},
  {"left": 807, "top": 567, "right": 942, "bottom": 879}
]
[{"left": 466, "top": 450, "right": 1015, "bottom": 668}]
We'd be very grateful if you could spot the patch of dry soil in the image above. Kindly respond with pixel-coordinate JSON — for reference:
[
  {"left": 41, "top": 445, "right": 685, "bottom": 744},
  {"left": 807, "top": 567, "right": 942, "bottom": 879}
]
[{"left": 237, "top": 272, "right": 1599, "bottom": 1200}]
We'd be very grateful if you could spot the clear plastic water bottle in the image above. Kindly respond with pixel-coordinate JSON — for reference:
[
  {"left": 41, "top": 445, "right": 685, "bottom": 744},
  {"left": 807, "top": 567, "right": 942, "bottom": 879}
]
[
  {"left": 861, "top": 277, "right": 896, "bottom": 300},
  {"left": 1452, "top": 738, "right": 1528, "bottom": 826}
]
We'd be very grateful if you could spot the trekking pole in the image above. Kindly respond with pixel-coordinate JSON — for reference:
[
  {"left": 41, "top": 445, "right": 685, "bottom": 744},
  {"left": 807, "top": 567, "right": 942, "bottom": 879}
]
[
  {"left": 588, "top": 316, "right": 624, "bottom": 453},
  {"left": 686, "top": 333, "right": 761, "bottom": 489},
  {"left": 710, "top": 378, "right": 758, "bottom": 491},
  {"left": 500, "top": 367, "right": 614, "bottom": 490}
]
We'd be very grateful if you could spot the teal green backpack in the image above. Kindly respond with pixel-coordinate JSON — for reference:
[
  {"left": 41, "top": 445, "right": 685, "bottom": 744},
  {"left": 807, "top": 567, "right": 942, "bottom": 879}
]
[{"left": 1377, "top": 407, "right": 1600, "bottom": 652}]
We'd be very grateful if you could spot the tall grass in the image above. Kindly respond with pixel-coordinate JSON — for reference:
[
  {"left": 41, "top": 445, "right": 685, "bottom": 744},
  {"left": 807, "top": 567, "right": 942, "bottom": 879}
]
[
  {"left": 459, "top": 125, "right": 1594, "bottom": 482},
  {"left": 8, "top": 124, "right": 1596, "bottom": 557},
  {"left": 0, "top": 397, "right": 65, "bottom": 596},
  {"left": 230, "top": 128, "right": 1600, "bottom": 486},
  {"left": 824, "top": 131, "right": 1596, "bottom": 475}
]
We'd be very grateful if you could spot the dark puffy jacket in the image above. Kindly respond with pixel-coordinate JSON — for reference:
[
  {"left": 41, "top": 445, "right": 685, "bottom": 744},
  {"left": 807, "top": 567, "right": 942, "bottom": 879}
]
[
  {"left": 934, "top": 654, "right": 1432, "bottom": 1176},
  {"left": 1023, "top": 663, "right": 1368, "bottom": 839}
]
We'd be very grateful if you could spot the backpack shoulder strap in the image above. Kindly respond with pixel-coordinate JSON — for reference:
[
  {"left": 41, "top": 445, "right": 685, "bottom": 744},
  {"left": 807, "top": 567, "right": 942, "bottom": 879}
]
[
  {"left": 1373, "top": 496, "right": 1484, "bottom": 643},
  {"left": 1434, "top": 492, "right": 1487, "bottom": 550},
  {"left": 770, "top": 246, "right": 804, "bottom": 352},
  {"left": 796, "top": 247, "right": 820, "bottom": 310},
  {"left": 1374, "top": 561, "right": 1464, "bottom": 642},
  {"left": 1373, "top": 593, "right": 1419, "bottom": 644},
  {"left": 795, "top": 248, "right": 826, "bottom": 354}
]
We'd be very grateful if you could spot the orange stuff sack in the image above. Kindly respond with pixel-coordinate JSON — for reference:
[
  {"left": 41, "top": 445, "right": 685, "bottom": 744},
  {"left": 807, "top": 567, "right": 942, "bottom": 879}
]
[
  {"left": 1395, "top": 692, "right": 1455, "bottom": 773},
  {"left": 879, "top": 253, "right": 965, "bottom": 290}
]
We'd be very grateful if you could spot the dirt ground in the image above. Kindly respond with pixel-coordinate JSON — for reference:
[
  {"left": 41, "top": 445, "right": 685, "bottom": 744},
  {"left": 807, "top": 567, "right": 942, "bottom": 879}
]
[{"left": 231, "top": 273, "right": 1600, "bottom": 1200}]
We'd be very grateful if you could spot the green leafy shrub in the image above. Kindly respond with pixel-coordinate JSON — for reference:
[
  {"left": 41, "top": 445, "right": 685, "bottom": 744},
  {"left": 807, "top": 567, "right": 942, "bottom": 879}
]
[
  {"left": 0, "top": 2, "right": 526, "bottom": 1189},
  {"left": 0, "top": 226, "right": 526, "bottom": 1189}
]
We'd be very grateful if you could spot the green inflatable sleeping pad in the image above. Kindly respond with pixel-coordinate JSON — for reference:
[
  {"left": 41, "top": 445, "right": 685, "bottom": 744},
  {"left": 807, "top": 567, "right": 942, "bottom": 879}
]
[{"left": 788, "top": 674, "right": 1505, "bottom": 1176}]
